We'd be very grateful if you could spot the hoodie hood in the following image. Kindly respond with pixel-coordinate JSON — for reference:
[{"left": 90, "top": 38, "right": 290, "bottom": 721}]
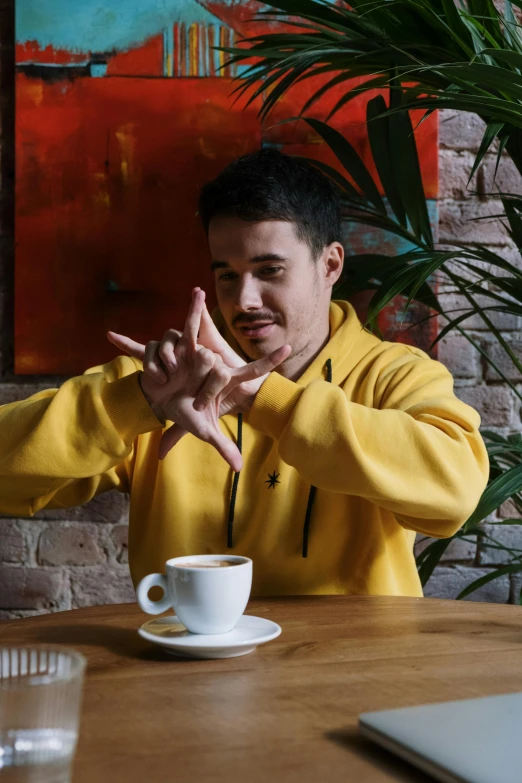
[
  {"left": 213, "top": 300, "right": 373, "bottom": 557},
  {"left": 213, "top": 299, "right": 375, "bottom": 385}
]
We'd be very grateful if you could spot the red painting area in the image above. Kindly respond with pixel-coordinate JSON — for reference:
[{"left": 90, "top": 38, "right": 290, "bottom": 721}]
[
  {"left": 16, "top": 76, "right": 262, "bottom": 373},
  {"left": 16, "top": 28, "right": 438, "bottom": 374}
]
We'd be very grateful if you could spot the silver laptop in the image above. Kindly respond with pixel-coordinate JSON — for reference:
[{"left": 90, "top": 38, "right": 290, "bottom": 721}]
[{"left": 359, "top": 691, "right": 522, "bottom": 783}]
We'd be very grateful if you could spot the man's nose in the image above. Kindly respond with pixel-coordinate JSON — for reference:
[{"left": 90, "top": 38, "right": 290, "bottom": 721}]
[{"left": 234, "top": 276, "right": 263, "bottom": 311}]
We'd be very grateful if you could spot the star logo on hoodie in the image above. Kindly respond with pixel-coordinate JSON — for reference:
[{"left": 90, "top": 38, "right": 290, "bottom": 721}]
[{"left": 265, "top": 470, "right": 281, "bottom": 489}]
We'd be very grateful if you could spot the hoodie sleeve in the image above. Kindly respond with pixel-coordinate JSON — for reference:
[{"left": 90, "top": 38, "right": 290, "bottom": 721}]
[
  {"left": 0, "top": 356, "right": 163, "bottom": 516},
  {"left": 248, "top": 351, "right": 489, "bottom": 538}
]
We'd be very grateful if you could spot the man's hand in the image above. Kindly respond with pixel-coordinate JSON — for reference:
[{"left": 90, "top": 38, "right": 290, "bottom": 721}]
[
  {"left": 109, "top": 292, "right": 245, "bottom": 385},
  {"left": 108, "top": 288, "right": 290, "bottom": 468}
]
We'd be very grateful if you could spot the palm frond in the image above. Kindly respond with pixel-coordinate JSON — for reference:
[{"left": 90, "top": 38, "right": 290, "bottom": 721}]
[
  {"left": 224, "top": 0, "right": 522, "bottom": 172},
  {"left": 223, "top": 0, "right": 522, "bottom": 600}
]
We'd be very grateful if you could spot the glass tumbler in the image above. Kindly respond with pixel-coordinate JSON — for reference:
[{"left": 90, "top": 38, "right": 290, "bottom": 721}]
[{"left": 0, "top": 646, "right": 86, "bottom": 783}]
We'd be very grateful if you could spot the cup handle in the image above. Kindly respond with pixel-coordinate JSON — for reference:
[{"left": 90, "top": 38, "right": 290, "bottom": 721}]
[{"left": 136, "top": 573, "right": 170, "bottom": 615}]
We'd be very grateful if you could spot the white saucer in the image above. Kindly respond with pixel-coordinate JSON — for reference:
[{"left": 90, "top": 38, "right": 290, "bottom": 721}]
[{"left": 138, "top": 614, "right": 281, "bottom": 659}]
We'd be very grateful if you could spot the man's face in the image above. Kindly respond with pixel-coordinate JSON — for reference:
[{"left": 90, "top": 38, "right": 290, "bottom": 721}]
[{"left": 208, "top": 216, "right": 335, "bottom": 366}]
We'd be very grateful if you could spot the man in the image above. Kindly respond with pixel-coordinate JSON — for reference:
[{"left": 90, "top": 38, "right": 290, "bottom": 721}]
[{"left": 0, "top": 149, "right": 488, "bottom": 597}]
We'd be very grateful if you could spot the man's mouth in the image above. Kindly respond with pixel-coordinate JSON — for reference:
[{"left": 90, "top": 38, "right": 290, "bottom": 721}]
[{"left": 236, "top": 322, "right": 275, "bottom": 338}]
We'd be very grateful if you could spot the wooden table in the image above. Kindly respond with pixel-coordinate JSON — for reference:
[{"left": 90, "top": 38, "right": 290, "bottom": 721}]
[{"left": 2, "top": 596, "right": 522, "bottom": 782}]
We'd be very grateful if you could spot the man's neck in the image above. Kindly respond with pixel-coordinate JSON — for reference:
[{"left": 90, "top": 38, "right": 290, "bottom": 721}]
[{"left": 278, "top": 322, "right": 331, "bottom": 382}]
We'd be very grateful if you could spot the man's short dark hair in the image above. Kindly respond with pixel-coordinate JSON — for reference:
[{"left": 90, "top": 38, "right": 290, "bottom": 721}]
[{"left": 198, "top": 148, "right": 342, "bottom": 258}]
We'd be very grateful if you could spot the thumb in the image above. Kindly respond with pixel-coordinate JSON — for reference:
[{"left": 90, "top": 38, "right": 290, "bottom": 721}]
[
  {"left": 158, "top": 424, "right": 188, "bottom": 460},
  {"left": 107, "top": 331, "right": 146, "bottom": 361},
  {"left": 231, "top": 344, "right": 292, "bottom": 384}
]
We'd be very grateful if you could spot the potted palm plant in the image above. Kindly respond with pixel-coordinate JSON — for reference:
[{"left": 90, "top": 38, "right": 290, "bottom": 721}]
[{"left": 225, "top": 0, "right": 522, "bottom": 599}]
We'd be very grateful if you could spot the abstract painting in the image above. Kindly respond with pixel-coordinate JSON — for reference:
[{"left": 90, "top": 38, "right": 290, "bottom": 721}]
[{"left": 15, "top": 1, "right": 438, "bottom": 374}]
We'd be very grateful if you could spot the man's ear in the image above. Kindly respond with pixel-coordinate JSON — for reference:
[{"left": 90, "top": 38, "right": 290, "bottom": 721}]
[{"left": 322, "top": 242, "right": 344, "bottom": 289}]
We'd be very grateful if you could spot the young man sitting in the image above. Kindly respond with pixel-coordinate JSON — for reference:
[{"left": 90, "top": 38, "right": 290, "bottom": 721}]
[{"left": 0, "top": 149, "right": 488, "bottom": 597}]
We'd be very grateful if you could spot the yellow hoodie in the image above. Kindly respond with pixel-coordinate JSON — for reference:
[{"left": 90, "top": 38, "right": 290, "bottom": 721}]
[{"left": 0, "top": 301, "right": 488, "bottom": 596}]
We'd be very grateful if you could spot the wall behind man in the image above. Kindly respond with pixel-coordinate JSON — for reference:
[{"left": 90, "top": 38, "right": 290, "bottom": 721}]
[
  {"left": 0, "top": 1, "right": 136, "bottom": 618},
  {"left": 1, "top": 1, "right": 522, "bottom": 618}
]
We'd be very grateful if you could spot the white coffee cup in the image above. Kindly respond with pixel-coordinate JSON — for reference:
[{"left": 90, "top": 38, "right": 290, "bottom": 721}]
[{"left": 136, "top": 555, "right": 253, "bottom": 635}]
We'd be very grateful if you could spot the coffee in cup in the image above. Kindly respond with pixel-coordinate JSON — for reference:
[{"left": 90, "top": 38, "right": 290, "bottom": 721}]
[
  {"left": 136, "top": 555, "right": 252, "bottom": 634},
  {"left": 180, "top": 560, "right": 241, "bottom": 568}
]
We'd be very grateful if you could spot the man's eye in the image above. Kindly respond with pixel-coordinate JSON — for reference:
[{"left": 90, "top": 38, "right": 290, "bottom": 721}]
[
  {"left": 261, "top": 266, "right": 282, "bottom": 275},
  {"left": 218, "top": 273, "right": 237, "bottom": 282}
]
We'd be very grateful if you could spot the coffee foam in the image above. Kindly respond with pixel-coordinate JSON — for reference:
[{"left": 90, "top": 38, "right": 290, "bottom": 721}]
[{"left": 177, "top": 560, "right": 240, "bottom": 569}]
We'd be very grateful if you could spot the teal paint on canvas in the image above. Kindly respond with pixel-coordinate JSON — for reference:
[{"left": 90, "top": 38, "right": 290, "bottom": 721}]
[{"left": 17, "top": 0, "right": 222, "bottom": 53}]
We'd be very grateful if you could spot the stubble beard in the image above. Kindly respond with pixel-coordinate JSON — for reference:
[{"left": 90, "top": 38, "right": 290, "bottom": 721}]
[{"left": 237, "top": 298, "right": 326, "bottom": 372}]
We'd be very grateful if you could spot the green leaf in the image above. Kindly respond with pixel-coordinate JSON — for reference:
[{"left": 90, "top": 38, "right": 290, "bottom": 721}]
[
  {"left": 367, "top": 253, "right": 453, "bottom": 321},
  {"left": 298, "top": 71, "right": 374, "bottom": 116},
  {"left": 367, "top": 94, "right": 407, "bottom": 228},
  {"left": 406, "top": 279, "right": 441, "bottom": 313},
  {"left": 383, "top": 94, "right": 522, "bottom": 130},
  {"left": 430, "top": 309, "right": 478, "bottom": 347},
  {"left": 416, "top": 537, "right": 454, "bottom": 587},
  {"left": 457, "top": 562, "right": 522, "bottom": 599},
  {"left": 257, "top": 0, "right": 360, "bottom": 32},
  {"left": 500, "top": 193, "right": 522, "bottom": 248},
  {"left": 461, "top": 244, "right": 522, "bottom": 277},
  {"left": 441, "top": 0, "right": 474, "bottom": 49},
  {"left": 479, "top": 48, "right": 522, "bottom": 70},
  {"left": 293, "top": 155, "right": 363, "bottom": 201},
  {"left": 468, "top": 121, "right": 505, "bottom": 184},
  {"left": 502, "top": 4, "right": 522, "bottom": 54},
  {"left": 437, "top": 63, "right": 522, "bottom": 101},
  {"left": 325, "top": 75, "right": 396, "bottom": 121},
  {"left": 464, "top": 463, "right": 522, "bottom": 531},
  {"left": 301, "top": 117, "right": 386, "bottom": 213},
  {"left": 388, "top": 85, "right": 434, "bottom": 247},
  {"left": 495, "top": 131, "right": 511, "bottom": 177},
  {"left": 337, "top": 208, "right": 421, "bottom": 247}
]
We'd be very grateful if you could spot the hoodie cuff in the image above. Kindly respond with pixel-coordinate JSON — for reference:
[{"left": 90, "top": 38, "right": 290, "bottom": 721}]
[
  {"left": 249, "top": 372, "right": 304, "bottom": 441},
  {"left": 101, "top": 371, "right": 164, "bottom": 444}
]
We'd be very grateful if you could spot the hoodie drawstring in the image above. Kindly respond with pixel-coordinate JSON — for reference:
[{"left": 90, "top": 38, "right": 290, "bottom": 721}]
[
  {"left": 226, "top": 359, "right": 332, "bottom": 555},
  {"left": 227, "top": 412, "right": 243, "bottom": 548},
  {"left": 302, "top": 359, "right": 332, "bottom": 558}
]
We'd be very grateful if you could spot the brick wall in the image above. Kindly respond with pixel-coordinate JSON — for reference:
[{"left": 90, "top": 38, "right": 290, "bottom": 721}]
[
  {"left": 1, "top": 4, "right": 521, "bottom": 617},
  {"left": 423, "top": 110, "right": 522, "bottom": 604},
  {"left": 0, "top": 0, "right": 135, "bottom": 619}
]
